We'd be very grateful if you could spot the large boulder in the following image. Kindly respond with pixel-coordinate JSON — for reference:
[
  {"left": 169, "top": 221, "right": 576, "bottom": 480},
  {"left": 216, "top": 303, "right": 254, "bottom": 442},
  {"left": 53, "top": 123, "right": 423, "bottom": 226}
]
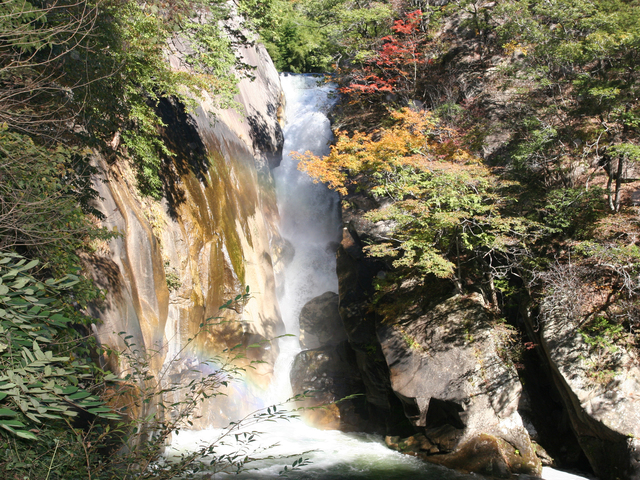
[
  {"left": 299, "top": 291, "right": 346, "bottom": 350},
  {"left": 378, "top": 293, "right": 541, "bottom": 477},
  {"left": 530, "top": 296, "right": 640, "bottom": 480},
  {"left": 290, "top": 342, "right": 369, "bottom": 431}
]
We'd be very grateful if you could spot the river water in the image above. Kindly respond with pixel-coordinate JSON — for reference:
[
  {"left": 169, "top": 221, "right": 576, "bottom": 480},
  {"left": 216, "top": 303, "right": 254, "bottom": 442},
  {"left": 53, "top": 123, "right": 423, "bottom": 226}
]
[{"left": 166, "top": 75, "right": 591, "bottom": 480}]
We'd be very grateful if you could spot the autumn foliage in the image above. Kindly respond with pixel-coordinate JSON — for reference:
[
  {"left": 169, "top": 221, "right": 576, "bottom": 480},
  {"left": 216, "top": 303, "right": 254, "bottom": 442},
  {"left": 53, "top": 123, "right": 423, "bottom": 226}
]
[
  {"left": 340, "top": 10, "right": 428, "bottom": 98},
  {"left": 295, "top": 109, "right": 528, "bottom": 280},
  {"left": 294, "top": 108, "right": 476, "bottom": 195}
]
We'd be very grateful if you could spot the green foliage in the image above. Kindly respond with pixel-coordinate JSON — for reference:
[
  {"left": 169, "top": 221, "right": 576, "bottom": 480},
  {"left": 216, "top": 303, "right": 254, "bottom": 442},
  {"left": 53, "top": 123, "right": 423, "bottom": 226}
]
[
  {"left": 255, "top": 0, "right": 393, "bottom": 72},
  {"left": 579, "top": 314, "right": 628, "bottom": 382},
  {"left": 0, "top": 253, "right": 119, "bottom": 442},
  {"left": 539, "top": 187, "right": 606, "bottom": 237},
  {"left": 2, "top": 0, "right": 248, "bottom": 200},
  {"left": 0, "top": 280, "right": 307, "bottom": 478},
  {"left": 164, "top": 261, "right": 182, "bottom": 292},
  {"left": 580, "top": 315, "right": 624, "bottom": 354},
  {"left": 0, "top": 128, "right": 114, "bottom": 257},
  {"left": 496, "top": 0, "right": 640, "bottom": 188},
  {"left": 300, "top": 108, "right": 531, "bottom": 285}
]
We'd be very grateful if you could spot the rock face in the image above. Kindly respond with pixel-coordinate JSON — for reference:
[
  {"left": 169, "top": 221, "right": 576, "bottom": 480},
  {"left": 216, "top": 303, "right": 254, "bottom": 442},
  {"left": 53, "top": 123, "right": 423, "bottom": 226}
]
[
  {"left": 529, "top": 297, "right": 640, "bottom": 480},
  {"left": 336, "top": 225, "right": 413, "bottom": 435},
  {"left": 299, "top": 292, "right": 346, "bottom": 350},
  {"left": 85, "top": 41, "right": 286, "bottom": 427},
  {"left": 290, "top": 290, "right": 371, "bottom": 431},
  {"left": 335, "top": 204, "right": 541, "bottom": 476},
  {"left": 290, "top": 342, "right": 369, "bottom": 431},
  {"left": 378, "top": 293, "right": 540, "bottom": 477}
]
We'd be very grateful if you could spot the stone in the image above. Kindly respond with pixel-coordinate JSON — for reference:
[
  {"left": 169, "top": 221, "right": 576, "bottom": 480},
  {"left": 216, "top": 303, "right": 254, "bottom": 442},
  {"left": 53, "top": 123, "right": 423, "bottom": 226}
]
[
  {"left": 299, "top": 291, "right": 346, "bottom": 350},
  {"left": 86, "top": 40, "right": 286, "bottom": 428},
  {"left": 425, "top": 434, "right": 520, "bottom": 478},
  {"left": 336, "top": 226, "right": 413, "bottom": 435},
  {"left": 528, "top": 296, "right": 640, "bottom": 480},
  {"left": 377, "top": 293, "right": 541, "bottom": 476},
  {"left": 290, "top": 342, "right": 370, "bottom": 432}
]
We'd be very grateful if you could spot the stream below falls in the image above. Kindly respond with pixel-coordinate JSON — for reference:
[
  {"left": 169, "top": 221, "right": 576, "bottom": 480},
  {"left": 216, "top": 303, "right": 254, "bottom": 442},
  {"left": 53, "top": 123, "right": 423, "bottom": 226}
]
[{"left": 166, "top": 75, "right": 591, "bottom": 480}]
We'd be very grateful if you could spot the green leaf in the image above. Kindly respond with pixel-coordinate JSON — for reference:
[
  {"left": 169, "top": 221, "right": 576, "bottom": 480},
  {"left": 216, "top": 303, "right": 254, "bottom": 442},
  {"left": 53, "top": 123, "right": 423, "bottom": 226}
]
[
  {"left": 61, "top": 386, "right": 78, "bottom": 395},
  {"left": 15, "top": 430, "right": 37, "bottom": 440},
  {"left": 0, "top": 419, "right": 26, "bottom": 427},
  {"left": 88, "top": 406, "right": 114, "bottom": 414},
  {"left": 67, "top": 391, "right": 91, "bottom": 400}
]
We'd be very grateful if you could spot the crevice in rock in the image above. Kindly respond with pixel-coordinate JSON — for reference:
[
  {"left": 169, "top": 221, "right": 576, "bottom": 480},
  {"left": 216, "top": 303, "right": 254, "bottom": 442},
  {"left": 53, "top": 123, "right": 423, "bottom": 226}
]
[
  {"left": 394, "top": 391, "right": 421, "bottom": 425},
  {"left": 509, "top": 298, "right": 594, "bottom": 474},
  {"left": 425, "top": 398, "right": 465, "bottom": 430}
]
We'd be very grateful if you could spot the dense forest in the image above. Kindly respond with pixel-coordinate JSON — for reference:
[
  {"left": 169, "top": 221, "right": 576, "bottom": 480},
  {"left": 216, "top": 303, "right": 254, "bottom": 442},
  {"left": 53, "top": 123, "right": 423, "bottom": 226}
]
[{"left": 1, "top": 0, "right": 639, "bottom": 477}]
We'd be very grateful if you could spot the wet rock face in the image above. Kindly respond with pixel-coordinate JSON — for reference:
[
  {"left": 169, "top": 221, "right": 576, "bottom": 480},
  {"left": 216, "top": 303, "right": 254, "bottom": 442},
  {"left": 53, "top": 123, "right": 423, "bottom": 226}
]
[
  {"left": 299, "top": 292, "right": 346, "bottom": 350},
  {"left": 290, "top": 288, "right": 374, "bottom": 432},
  {"left": 377, "top": 293, "right": 540, "bottom": 476},
  {"left": 85, "top": 41, "right": 286, "bottom": 427},
  {"left": 530, "top": 298, "right": 640, "bottom": 480}
]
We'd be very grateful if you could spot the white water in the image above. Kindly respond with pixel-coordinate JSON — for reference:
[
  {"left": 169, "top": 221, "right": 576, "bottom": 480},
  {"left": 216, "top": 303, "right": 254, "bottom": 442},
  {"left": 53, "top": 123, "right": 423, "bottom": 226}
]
[
  {"left": 266, "top": 74, "right": 342, "bottom": 404},
  {"left": 166, "top": 75, "right": 592, "bottom": 480}
]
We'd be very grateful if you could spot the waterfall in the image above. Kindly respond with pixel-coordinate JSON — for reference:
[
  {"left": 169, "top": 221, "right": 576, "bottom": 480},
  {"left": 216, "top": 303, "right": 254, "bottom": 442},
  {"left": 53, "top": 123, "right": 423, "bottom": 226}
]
[{"left": 266, "top": 73, "right": 341, "bottom": 404}]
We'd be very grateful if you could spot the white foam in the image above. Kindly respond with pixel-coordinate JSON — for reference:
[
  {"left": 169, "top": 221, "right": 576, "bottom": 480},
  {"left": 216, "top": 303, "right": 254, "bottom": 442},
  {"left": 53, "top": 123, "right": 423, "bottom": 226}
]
[
  {"left": 542, "top": 466, "right": 593, "bottom": 480},
  {"left": 167, "top": 417, "right": 478, "bottom": 479}
]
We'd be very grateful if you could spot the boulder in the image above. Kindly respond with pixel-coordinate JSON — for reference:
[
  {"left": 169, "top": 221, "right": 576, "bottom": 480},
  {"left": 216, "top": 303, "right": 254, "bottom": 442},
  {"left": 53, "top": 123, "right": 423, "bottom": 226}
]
[
  {"left": 531, "top": 296, "right": 640, "bottom": 480},
  {"left": 387, "top": 433, "right": 538, "bottom": 478},
  {"left": 377, "top": 293, "right": 541, "bottom": 476},
  {"left": 290, "top": 342, "right": 369, "bottom": 431},
  {"left": 299, "top": 291, "right": 346, "bottom": 350}
]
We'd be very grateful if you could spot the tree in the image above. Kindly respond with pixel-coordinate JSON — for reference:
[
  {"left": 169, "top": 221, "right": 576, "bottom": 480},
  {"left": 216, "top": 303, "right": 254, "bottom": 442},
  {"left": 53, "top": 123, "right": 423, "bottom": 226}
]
[
  {"left": 0, "top": 261, "right": 303, "bottom": 478},
  {"left": 255, "top": 0, "right": 393, "bottom": 73},
  {"left": 496, "top": 0, "right": 640, "bottom": 202},
  {"left": 296, "top": 108, "right": 529, "bottom": 296},
  {"left": 339, "top": 10, "right": 427, "bottom": 100}
]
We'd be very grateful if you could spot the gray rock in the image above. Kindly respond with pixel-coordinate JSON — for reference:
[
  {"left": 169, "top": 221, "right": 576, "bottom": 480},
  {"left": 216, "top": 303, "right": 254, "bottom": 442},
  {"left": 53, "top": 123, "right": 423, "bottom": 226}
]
[
  {"left": 378, "top": 293, "right": 541, "bottom": 476},
  {"left": 299, "top": 291, "right": 346, "bottom": 350},
  {"left": 534, "top": 297, "right": 640, "bottom": 480},
  {"left": 290, "top": 342, "right": 369, "bottom": 431}
]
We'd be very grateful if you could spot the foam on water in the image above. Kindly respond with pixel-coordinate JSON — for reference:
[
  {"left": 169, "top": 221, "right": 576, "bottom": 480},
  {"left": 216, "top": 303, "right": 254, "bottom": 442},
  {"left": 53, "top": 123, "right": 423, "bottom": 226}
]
[{"left": 167, "top": 418, "right": 480, "bottom": 479}]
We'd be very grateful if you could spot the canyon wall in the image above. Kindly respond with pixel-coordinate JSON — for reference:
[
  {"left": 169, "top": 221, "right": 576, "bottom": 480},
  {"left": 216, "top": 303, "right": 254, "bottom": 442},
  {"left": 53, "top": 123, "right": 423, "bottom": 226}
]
[{"left": 84, "top": 42, "right": 286, "bottom": 426}]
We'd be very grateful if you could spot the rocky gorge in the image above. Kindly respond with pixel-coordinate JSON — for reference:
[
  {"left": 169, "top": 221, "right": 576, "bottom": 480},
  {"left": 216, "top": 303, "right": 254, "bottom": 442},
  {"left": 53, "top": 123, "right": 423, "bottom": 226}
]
[{"left": 82, "top": 18, "right": 640, "bottom": 480}]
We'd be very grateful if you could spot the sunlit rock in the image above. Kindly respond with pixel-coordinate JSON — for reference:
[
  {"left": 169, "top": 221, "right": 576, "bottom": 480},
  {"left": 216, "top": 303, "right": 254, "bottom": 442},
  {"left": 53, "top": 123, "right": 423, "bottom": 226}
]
[
  {"left": 528, "top": 297, "right": 640, "bottom": 480},
  {"left": 84, "top": 41, "right": 286, "bottom": 428},
  {"left": 377, "top": 293, "right": 541, "bottom": 476}
]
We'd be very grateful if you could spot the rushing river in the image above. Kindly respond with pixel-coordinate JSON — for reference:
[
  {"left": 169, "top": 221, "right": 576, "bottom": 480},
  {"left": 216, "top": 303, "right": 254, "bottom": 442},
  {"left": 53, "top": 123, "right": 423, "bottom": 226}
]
[{"left": 166, "top": 75, "right": 591, "bottom": 480}]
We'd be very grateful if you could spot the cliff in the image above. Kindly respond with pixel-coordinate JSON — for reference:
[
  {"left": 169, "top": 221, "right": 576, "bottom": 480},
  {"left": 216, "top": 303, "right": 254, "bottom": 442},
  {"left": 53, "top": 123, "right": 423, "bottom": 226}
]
[
  {"left": 288, "top": 4, "right": 640, "bottom": 478},
  {"left": 84, "top": 41, "right": 286, "bottom": 426}
]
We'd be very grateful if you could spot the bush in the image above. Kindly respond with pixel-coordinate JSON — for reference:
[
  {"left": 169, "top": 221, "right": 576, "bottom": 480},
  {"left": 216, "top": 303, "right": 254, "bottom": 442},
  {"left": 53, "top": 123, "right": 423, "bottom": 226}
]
[{"left": 0, "top": 269, "right": 303, "bottom": 479}]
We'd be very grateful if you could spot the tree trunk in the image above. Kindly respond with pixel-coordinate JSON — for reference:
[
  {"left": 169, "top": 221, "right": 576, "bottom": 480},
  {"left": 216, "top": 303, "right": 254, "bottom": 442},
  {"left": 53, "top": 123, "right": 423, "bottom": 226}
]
[{"left": 614, "top": 155, "right": 624, "bottom": 212}]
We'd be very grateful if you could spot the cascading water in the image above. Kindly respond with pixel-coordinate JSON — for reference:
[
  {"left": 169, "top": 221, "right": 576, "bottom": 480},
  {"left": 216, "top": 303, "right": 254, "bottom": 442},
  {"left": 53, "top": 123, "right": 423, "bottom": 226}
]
[
  {"left": 166, "top": 75, "right": 587, "bottom": 480},
  {"left": 266, "top": 74, "right": 342, "bottom": 404}
]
